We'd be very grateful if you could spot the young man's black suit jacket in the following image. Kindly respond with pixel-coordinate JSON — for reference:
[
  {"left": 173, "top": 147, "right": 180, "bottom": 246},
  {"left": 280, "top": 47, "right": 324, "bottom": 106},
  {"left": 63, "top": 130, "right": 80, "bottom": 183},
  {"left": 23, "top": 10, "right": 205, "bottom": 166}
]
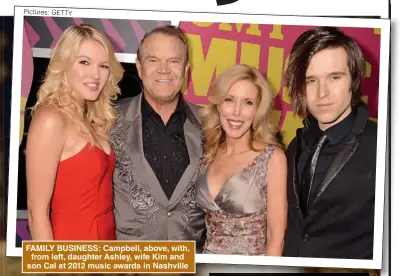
[{"left": 283, "top": 102, "right": 377, "bottom": 259}]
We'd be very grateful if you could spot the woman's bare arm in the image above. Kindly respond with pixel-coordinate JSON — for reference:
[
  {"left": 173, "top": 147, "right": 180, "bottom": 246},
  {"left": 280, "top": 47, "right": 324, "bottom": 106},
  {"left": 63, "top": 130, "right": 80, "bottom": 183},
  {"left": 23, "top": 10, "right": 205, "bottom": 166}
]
[
  {"left": 265, "top": 148, "right": 288, "bottom": 256},
  {"left": 26, "top": 106, "right": 67, "bottom": 240}
]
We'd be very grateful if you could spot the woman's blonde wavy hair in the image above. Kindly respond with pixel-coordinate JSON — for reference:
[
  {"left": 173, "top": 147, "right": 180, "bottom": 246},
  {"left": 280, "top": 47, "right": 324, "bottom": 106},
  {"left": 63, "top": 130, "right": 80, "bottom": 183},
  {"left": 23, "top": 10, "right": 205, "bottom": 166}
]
[
  {"left": 30, "top": 24, "right": 124, "bottom": 146},
  {"left": 199, "top": 64, "right": 282, "bottom": 165}
]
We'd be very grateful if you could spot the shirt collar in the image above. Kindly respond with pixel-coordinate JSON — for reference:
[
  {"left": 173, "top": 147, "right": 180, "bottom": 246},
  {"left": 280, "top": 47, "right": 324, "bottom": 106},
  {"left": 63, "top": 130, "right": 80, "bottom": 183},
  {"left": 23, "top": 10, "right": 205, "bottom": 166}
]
[
  {"left": 141, "top": 92, "right": 187, "bottom": 125},
  {"left": 324, "top": 110, "right": 355, "bottom": 145},
  {"left": 303, "top": 109, "right": 355, "bottom": 146}
]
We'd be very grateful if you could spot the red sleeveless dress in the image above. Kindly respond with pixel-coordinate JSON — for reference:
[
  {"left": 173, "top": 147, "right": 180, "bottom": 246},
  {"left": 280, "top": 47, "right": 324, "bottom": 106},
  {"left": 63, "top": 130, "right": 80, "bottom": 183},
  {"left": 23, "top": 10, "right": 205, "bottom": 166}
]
[{"left": 50, "top": 142, "right": 116, "bottom": 240}]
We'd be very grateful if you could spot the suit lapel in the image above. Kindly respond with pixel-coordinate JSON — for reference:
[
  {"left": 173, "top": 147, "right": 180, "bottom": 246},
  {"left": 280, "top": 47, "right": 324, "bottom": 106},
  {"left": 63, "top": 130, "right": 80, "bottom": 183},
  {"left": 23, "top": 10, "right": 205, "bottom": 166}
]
[
  {"left": 124, "top": 95, "right": 169, "bottom": 206},
  {"left": 123, "top": 94, "right": 202, "bottom": 208},
  {"left": 168, "top": 105, "right": 202, "bottom": 207},
  {"left": 311, "top": 136, "right": 359, "bottom": 206},
  {"left": 292, "top": 131, "right": 305, "bottom": 219}
]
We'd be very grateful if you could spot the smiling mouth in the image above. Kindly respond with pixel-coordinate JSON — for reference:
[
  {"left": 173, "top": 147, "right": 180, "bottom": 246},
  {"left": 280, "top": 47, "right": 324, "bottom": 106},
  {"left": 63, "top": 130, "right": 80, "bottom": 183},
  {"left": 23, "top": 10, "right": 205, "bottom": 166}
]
[
  {"left": 227, "top": 119, "right": 244, "bottom": 128},
  {"left": 156, "top": 79, "right": 172, "bottom": 83},
  {"left": 84, "top": 83, "right": 100, "bottom": 91}
]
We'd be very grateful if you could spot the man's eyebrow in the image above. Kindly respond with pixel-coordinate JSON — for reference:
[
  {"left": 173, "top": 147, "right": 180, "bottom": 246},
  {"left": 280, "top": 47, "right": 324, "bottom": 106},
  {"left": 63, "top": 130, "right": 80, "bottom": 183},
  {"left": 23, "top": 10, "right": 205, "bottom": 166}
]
[
  {"left": 144, "top": 55, "right": 185, "bottom": 60},
  {"left": 329, "top": 71, "right": 346, "bottom": 75},
  {"left": 145, "top": 55, "right": 159, "bottom": 59},
  {"left": 305, "top": 71, "right": 347, "bottom": 78}
]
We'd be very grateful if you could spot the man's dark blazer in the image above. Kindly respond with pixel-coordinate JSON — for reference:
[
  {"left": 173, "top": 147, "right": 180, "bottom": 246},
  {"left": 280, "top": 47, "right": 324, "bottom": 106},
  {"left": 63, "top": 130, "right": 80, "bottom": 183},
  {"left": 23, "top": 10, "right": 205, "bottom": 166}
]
[{"left": 283, "top": 102, "right": 377, "bottom": 259}]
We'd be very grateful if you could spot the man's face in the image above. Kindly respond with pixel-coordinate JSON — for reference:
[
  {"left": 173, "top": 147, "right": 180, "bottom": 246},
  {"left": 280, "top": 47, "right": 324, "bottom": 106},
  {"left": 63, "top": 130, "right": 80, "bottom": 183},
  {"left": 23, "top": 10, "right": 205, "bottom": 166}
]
[
  {"left": 136, "top": 33, "right": 189, "bottom": 104},
  {"left": 305, "top": 47, "right": 353, "bottom": 130}
]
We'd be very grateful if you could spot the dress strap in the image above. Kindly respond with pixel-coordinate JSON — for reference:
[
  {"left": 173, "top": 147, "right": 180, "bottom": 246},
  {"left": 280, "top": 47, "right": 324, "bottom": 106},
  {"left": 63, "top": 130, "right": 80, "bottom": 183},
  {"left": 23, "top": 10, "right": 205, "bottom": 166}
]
[
  {"left": 255, "top": 144, "right": 279, "bottom": 202},
  {"left": 256, "top": 144, "right": 277, "bottom": 166}
]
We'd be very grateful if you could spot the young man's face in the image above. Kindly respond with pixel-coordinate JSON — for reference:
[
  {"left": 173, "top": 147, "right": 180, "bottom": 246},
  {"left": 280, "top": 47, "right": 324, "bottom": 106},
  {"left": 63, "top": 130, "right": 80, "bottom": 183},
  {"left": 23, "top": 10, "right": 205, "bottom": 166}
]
[{"left": 305, "top": 47, "right": 353, "bottom": 130}]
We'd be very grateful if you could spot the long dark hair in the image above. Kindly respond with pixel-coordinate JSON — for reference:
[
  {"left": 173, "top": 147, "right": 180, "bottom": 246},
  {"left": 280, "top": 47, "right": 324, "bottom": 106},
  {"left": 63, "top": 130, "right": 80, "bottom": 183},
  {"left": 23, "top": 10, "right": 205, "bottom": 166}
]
[{"left": 284, "top": 26, "right": 365, "bottom": 118}]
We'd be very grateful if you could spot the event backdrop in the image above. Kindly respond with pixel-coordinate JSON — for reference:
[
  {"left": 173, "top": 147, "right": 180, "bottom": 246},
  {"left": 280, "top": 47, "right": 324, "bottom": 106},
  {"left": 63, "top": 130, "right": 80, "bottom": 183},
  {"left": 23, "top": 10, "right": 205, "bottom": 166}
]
[{"left": 15, "top": 16, "right": 381, "bottom": 243}]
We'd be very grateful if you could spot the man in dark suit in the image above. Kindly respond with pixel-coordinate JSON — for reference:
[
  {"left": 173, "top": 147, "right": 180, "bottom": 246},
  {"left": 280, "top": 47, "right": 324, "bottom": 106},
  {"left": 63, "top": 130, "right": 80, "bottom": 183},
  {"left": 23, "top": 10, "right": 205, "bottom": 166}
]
[{"left": 282, "top": 26, "right": 377, "bottom": 259}]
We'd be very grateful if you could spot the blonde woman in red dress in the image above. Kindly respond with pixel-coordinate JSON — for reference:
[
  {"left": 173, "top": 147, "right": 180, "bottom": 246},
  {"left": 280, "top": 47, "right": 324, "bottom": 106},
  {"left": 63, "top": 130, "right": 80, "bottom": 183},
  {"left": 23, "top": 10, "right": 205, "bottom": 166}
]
[{"left": 26, "top": 24, "right": 124, "bottom": 240}]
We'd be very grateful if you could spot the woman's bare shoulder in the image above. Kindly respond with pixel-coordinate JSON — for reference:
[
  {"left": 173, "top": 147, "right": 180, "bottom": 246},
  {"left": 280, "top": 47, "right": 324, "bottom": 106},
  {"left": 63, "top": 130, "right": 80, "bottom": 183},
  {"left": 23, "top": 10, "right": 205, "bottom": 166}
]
[
  {"left": 28, "top": 106, "right": 69, "bottom": 142},
  {"left": 30, "top": 106, "right": 67, "bottom": 129}
]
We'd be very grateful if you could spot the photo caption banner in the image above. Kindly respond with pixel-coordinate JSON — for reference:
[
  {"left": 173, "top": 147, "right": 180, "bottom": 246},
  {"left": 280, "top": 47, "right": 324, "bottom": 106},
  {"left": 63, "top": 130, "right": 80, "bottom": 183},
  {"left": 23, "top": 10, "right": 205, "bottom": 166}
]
[{"left": 22, "top": 241, "right": 195, "bottom": 273}]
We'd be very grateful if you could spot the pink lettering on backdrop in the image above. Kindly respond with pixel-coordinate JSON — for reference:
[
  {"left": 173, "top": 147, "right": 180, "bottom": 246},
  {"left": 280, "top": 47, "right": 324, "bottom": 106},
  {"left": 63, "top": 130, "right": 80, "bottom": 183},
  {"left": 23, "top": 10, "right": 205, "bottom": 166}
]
[{"left": 180, "top": 22, "right": 381, "bottom": 131}]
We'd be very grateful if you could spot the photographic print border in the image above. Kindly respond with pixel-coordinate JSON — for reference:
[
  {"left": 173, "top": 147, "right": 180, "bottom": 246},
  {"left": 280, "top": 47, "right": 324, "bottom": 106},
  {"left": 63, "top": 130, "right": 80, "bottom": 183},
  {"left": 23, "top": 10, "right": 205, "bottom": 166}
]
[{"left": 7, "top": 5, "right": 390, "bottom": 270}]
